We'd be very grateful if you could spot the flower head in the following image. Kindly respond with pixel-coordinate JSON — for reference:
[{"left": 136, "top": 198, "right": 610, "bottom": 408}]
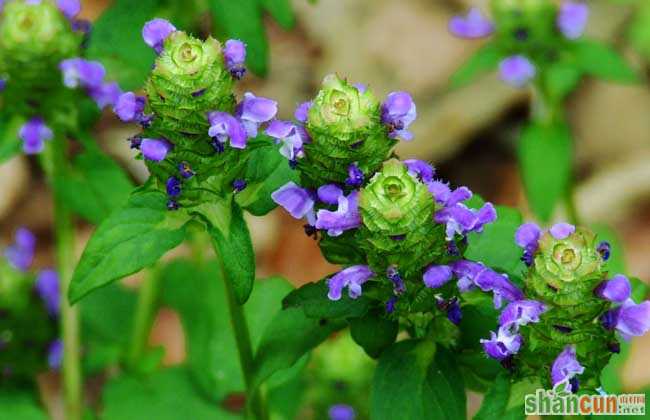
[
  {"left": 448, "top": 8, "right": 494, "bottom": 39},
  {"left": 35, "top": 269, "right": 60, "bottom": 316},
  {"left": 557, "top": 1, "right": 589, "bottom": 40},
  {"left": 4, "top": 227, "right": 36, "bottom": 271},
  {"left": 381, "top": 91, "right": 416, "bottom": 141},
  {"left": 499, "top": 55, "right": 536, "bottom": 87},
  {"left": 142, "top": 18, "right": 176, "bottom": 54},
  {"left": 327, "top": 265, "right": 374, "bottom": 300},
  {"left": 551, "top": 345, "right": 584, "bottom": 392},
  {"left": 19, "top": 117, "right": 53, "bottom": 154}
]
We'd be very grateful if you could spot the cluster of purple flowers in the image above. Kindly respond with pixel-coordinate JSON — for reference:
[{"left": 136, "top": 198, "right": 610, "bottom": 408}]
[
  {"left": 2, "top": 228, "right": 62, "bottom": 369},
  {"left": 59, "top": 57, "right": 122, "bottom": 109},
  {"left": 449, "top": 1, "right": 589, "bottom": 87}
]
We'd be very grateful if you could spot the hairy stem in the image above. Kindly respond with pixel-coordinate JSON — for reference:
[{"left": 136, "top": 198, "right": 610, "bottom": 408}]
[
  {"left": 213, "top": 244, "right": 267, "bottom": 420},
  {"left": 127, "top": 266, "right": 160, "bottom": 370},
  {"left": 45, "top": 137, "right": 82, "bottom": 420}
]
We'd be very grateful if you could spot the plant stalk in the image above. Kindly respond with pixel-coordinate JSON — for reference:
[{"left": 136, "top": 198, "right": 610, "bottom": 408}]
[{"left": 127, "top": 266, "right": 160, "bottom": 370}]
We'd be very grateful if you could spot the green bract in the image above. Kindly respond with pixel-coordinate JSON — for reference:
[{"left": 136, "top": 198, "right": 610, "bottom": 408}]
[
  {"left": 357, "top": 159, "right": 447, "bottom": 278},
  {"left": 299, "top": 74, "right": 394, "bottom": 188},
  {"left": 0, "top": 0, "right": 80, "bottom": 91}
]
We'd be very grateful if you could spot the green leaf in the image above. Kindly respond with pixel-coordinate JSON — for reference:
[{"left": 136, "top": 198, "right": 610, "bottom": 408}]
[
  {"left": 161, "top": 262, "right": 297, "bottom": 401},
  {"left": 544, "top": 62, "right": 581, "bottom": 103},
  {"left": 101, "top": 367, "right": 238, "bottom": 420},
  {"left": 473, "top": 372, "right": 525, "bottom": 420},
  {"left": 450, "top": 43, "right": 501, "bottom": 89},
  {"left": 55, "top": 146, "right": 133, "bottom": 224},
  {"left": 572, "top": 40, "right": 637, "bottom": 83},
  {"left": 518, "top": 122, "right": 572, "bottom": 222},
  {"left": 259, "top": 0, "right": 295, "bottom": 30},
  {"left": 69, "top": 190, "right": 188, "bottom": 303},
  {"left": 0, "top": 390, "right": 46, "bottom": 420},
  {"left": 318, "top": 231, "right": 368, "bottom": 265},
  {"left": 371, "top": 340, "right": 466, "bottom": 420},
  {"left": 252, "top": 307, "right": 346, "bottom": 389},
  {"left": 80, "top": 283, "right": 137, "bottom": 373},
  {"left": 282, "top": 278, "right": 372, "bottom": 319},
  {"left": 349, "top": 311, "right": 398, "bottom": 358},
  {"left": 210, "top": 0, "right": 268, "bottom": 76},
  {"left": 235, "top": 140, "right": 299, "bottom": 216},
  {"left": 0, "top": 114, "right": 25, "bottom": 164},
  {"left": 457, "top": 350, "right": 501, "bottom": 393},
  {"left": 465, "top": 205, "right": 525, "bottom": 278},
  {"left": 86, "top": 0, "right": 159, "bottom": 90},
  {"left": 208, "top": 201, "right": 255, "bottom": 304}
]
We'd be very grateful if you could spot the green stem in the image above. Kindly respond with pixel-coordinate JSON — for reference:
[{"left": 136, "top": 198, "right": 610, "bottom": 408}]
[
  {"left": 564, "top": 182, "right": 581, "bottom": 227},
  {"left": 213, "top": 247, "right": 267, "bottom": 420},
  {"left": 45, "top": 138, "right": 82, "bottom": 420},
  {"left": 127, "top": 266, "right": 160, "bottom": 370}
]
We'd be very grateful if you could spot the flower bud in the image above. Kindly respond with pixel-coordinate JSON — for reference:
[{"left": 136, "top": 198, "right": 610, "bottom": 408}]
[{"left": 298, "top": 74, "right": 395, "bottom": 188}]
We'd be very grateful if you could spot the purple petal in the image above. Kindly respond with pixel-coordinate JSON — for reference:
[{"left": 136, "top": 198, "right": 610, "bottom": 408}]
[
  {"left": 448, "top": 8, "right": 494, "bottom": 39},
  {"left": 265, "top": 120, "right": 304, "bottom": 160},
  {"left": 317, "top": 184, "right": 343, "bottom": 205},
  {"left": 326, "top": 265, "right": 373, "bottom": 301},
  {"left": 271, "top": 182, "right": 315, "bottom": 219},
  {"left": 15, "top": 228, "right": 36, "bottom": 251},
  {"left": 515, "top": 222, "right": 542, "bottom": 249},
  {"left": 615, "top": 299, "right": 650, "bottom": 338},
  {"left": 56, "top": 0, "right": 80, "bottom": 19},
  {"left": 404, "top": 159, "right": 435, "bottom": 183},
  {"left": 481, "top": 328, "right": 522, "bottom": 360},
  {"left": 446, "top": 186, "right": 473, "bottom": 207},
  {"left": 47, "top": 339, "right": 63, "bottom": 370},
  {"left": 498, "top": 299, "right": 547, "bottom": 330},
  {"left": 142, "top": 18, "right": 176, "bottom": 54},
  {"left": 315, "top": 191, "right": 362, "bottom": 237},
  {"left": 557, "top": 1, "right": 589, "bottom": 40},
  {"left": 381, "top": 91, "right": 416, "bottom": 141},
  {"left": 473, "top": 268, "right": 524, "bottom": 308},
  {"left": 89, "top": 81, "right": 122, "bottom": 109},
  {"left": 352, "top": 83, "right": 367, "bottom": 94},
  {"left": 35, "top": 269, "right": 60, "bottom": 316},
  {"left": 208, "top": 111, "right": 248, "bottom": 149},
  {"left": 499, "top": 55, "right": 536, "bottom": 88},
  {"left": 551, "top": 345, "right": 584, "bottom": 392},
  {"left": 237, "top": 92, "right": 278, "bottom": 137},
  {"left": 549, "top": 223, "right": 575, "bottom": 240},
  {"left": 19, "top": 117, "right": 53, "bottom": 155},
  {"left": 595, "top": 274, "right": 631, "bottom": 303},
  {"left": 345, "top": 164, "right": 364, "bottom": 188},
  {"left": 0, "top": 79, "right": 6, "bottom": 91},
  {"left": 140, "top": 138, "right": 172, "bottom": 161},
  {"left": 114, "top": 91, "right": 146, "bottom": 122},
  {"left": 4, "top": 227, "right": 36, "bottom": 272},
  {"left": 427, "top": 180, "right": 451, "bottom": 205},
  {"left": 294, "top": 101, "right": 312, "bottom": 123},
  {"left": 329, "top": 404, "right": 356, "bottom": 420},
  {"left": 423, "top": 265, "right": 453, "bottom": 288},
  {"left": 59, "top": 58, "right": 106, "bottom": 89}
]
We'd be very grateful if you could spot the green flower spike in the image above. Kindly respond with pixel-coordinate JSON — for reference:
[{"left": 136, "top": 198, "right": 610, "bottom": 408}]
[{"left": 299, "top": 74, "right": 395, "bottom": 188}]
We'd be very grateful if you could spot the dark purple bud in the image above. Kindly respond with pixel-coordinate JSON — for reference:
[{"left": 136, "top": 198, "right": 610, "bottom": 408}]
[
  {"left": 597, "top": 241, "right": 611, "bottom": 261},
  {"left": 232, "top": 179, "right": 247, "bottom": 193},
  {"left": 390, "top": 234, "right": 406, "bottom": 241},
  {"left": 569, "top": 377, "right": 580, "bottom": 393},
  {"left": 387, "top": 266, "right": 405, "bottom": 294},
  {"left": 35, "top": 269, "right": 60, "bottom": 317},
  {"left": 303, "top": 224, "right": 318, "bottom": 239},
  {"left": 166, "top": 176, "right": 181, "bottom": 197},
  {"left": 345, "top": 163, "right": 364, "bottom": 187},
  {"left": 554, "top": 325, "right": 573, "bottom": 334},
  {"left": 128, "top": 136, "right": 142, "bottom": 149},
  {"left": 191, "top": 88, "right": 207, "bottom": 97},
  {"left": 608, "top": 341, "right": 621, "bottom": 354},
  {"left": 447, "top": 298, "right": 462, "bottom": 325},
  {"left": 600, "top": 309, "right": 619, "bottom": 331},
  {"left": 447, "top": 241, "right": 460, "bottom": 256},
  {"left": 47, "top": 339, "right": 63, "bottom": 370},
  {"left": 386, "top": 296, "right": 397, "bottom": 314},
  {"left": 0, "top": 79, "right": 6, "bottom": 91},
  {"left": 178, "top": 161, "right": 194, "bottom": 179},
  {"left": 167, "top": 199, "right": 180, "bottom": 211},
  {"left": 211, "top": 138, "right": 225, "bottom": 153}
]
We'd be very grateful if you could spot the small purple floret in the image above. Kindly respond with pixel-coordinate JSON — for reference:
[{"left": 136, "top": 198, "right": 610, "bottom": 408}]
[
  {"left": 315, "top": 191, "right": 362, "bottom": 237},
  {"left": 499, "top": 55, "right": 536, "bottom": 88},
  {"left": 381, "top": 91, "right": 416, "bottom": 141},
  {"left": 271, "top": 182, "right": 315, "bottom": 220},
  {"left": 549, "top": 222, "right": 576, "bottom": 240},
  {"left": 140, "top": 138, "right": 172, "bottom": 161},
  {"left": 557, "top": 1, "right": 589, "bottom": 40},
  {"left": 142, "top": 18, "right": 176, "bottom": 54},
  {"left": 423, "top": 265, "right": 453, "bottom": 289},
  {"left": 326, "top": 265, "right": 373, "bottom": 301},
  {"left": 345, "top": 163, "right": 364, "bottom": 187},
  {"left": 224, "top": 39, "right": 247, "bottom": 79},
  {"left": 448, "top": 8, "right": 494, "bottom": 39},
  {"left": 19, "top": 117, "right": 53, "bottom": 155},
  {"left": 594, "top": 274, "right": 631, "bottom": 303},
  {"left": 35, "top": 269, "right": 60, "bottom": 316},
  {"left": 551, "top": 345, "right": 584, "bottom": 392}
]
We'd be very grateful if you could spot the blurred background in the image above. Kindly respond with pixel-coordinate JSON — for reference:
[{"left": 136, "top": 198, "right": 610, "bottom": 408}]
[{"left": 1, "top": 0, "right": 650, "bottom": 417}]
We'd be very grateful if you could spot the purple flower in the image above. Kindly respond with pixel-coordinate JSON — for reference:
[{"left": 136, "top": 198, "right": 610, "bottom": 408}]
[
  {"left": 317, "top": 184, "right": 343, "bottom": 205},
  {"left": 515, "top": 222, "right": 541, "bottom": 265},
  {"left": 451, "top": 260, "right": 484, "bottom": 292},
  {"left": 47, "top": 339, "right": 63, "bottom": 370},
  {"left": 551, "top": 345, "right": 584, "bottom": 392},
  {"left": 595, "top": 275, "right": 631, "bottom": 303},
  {"left": 557, "top": 1, "right": 589, "bottom": 40},
  {"left": 35, "top": 269, "right": 59, "bottom": 316},
  {"left": 315, "top": 191, "right": 362, "bottom": 237},
  {"left": 236, "top": 92, "right": 278, "bottom": 138},
  {"left": 404, "top": 159, "right": 434, "bottom": 183},
  {"left": 294, "top": 101, "right": 312, "bottom": 123},
  {"left": 452, "top": 260, "right": 524, "bottom": 308},
  {"left": 549, "top": 222, "right": 575, "bottom": 240},
  {"left": 434, "top": 202, "right": 496, "bottom": 240},
  {"left": 499, "top": 55, "right": 536, "bottom": 88},
  {"left": 611, "top": 299, "right": 650, "bottom": 339},
  {"left": 381, "top": 91, "right": 416, "bottom": 141},
  {"left": 19, "top": 117, "right": 53, "bottom": 154},
  {"left": 481, "top": 327, "right": 523, "bottom": 360},
  {"left": 178, "top": 162, "right": 194, "bottom": 179},
  {"left": 223, "top": 39, "right": 246, "bottom": 79},
  {"left": 597, "top": 241, "right": 611, "bottom": 261},
  {"left": 232, "top": 179, "right": 247, "bottom": 193},
  {"left": 448, "top": 8, "right": 494, "bottom": 39},
  {"left": 498, "top": 300, "right": 547, "bottom": 331},
  {"left": 114, "top": 92, "right": 146, "bottom": 123},
  {"left": 56, "top": 0, "right": 80, "bottom": 19},
  {"left": 142, "top": 18, "right": 176, "bottom": 54},
  {"left": 329, "top": 404, "right": 356, "bottom": 420},
  {"left": 271, "top": 182, "right": 315, "bottom": 220},
  {"left": 0, "top": 78, "right": 6, "bottom": 91},
  {"left": 4, "top": 227, "right": 36, "bottom": 272},
  {"left": 345, "top": 163, "right": 364, "bottom": 188},
  {"left": 166, "top": 176, "right": 181, "bottom": 197},
  {"left": 140, "top": 138, "right": 172, "bottom": 161},
  {"left": 208, "top": 111, "right": 248, "bottom": 149},
  {"left": 423, "top": 265, "right": 453, "bottom": 288},
  {"left": 386, "top": 296, "right": 397, "bottom": 314},
  {"left": 327, "top": 265, "right": 373, "bottom": 301},
  {"left": 265, "top": 120, "right": 306, "bottom": 160},
  {"left": 89, "top": 81, "right": 122, "bottom": 109},
  {"left": 59, "top": 58, "right": 105, "bottom": 89},
  {"left": 427, "top": 180, "right": 451, "bottom": 205},
  {"left": 447, "top": 298, "right": 462, "bottom": 325}
]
